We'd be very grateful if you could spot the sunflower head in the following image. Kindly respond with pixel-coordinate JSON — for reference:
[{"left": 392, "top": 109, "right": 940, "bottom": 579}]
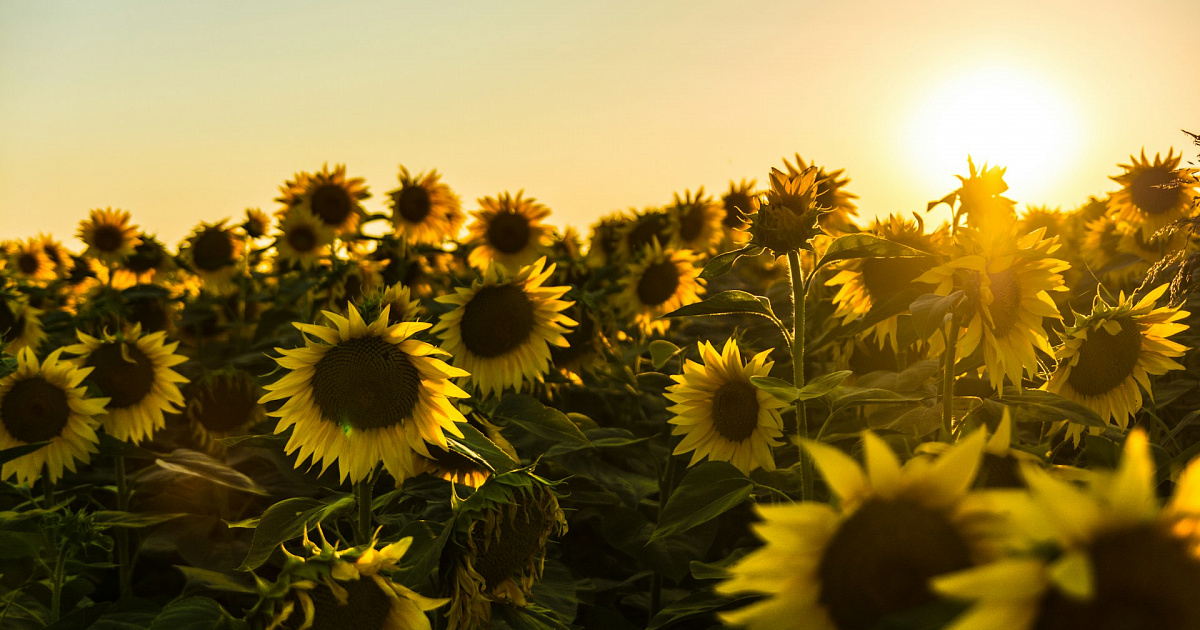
[
  {"left": 782, "top": 154, "right": 860, "bottom": 234},
  {"left": 0, "top": 294, "right": 46, "bottom": 356},
  {"left": 78, "top": 208, "right": 141, "bottom": 264},
  {"left": 183, "top": 368, "right": 265, "bottom": 454},
  {"left": 9, "top": 238, "right": 58, "bottom": 284},
  {"left": 356, "top": 282, "right": 424, "bottom": 328},
  {"left": 749, "top": 166, "right": 829, "bottom": 256},
  {"left": 278, "top": 163, "right": 372, "bottom": 236},
  {"left": 466, "top": 191, "right": 552, "bottom": 272},
  {"left": 619, "top": 242, "right": 704, "bottom": 335},
  {"left": 1109, "top": 149, "right": 1200, "bottom": 237},
  {"left": 273, "top": 205, "right": 334, "bottom": 271},
  {"left": 116, "top": 233, "right": 174, "bottom": 287},
  {"left": 616, "top": 208, "right": 678, "bottom": 261},
  {"left": 950, "top": 157, "right": 1018, "bottom": 235},
  {"left": 550, "top": 302, "right": 608, "bottom": 380},
  {"left": 668, "top": 188, "right": 726, "bottom": 254},
  {"left": 722, "top": 179, "right": 758, "bottom": 234},
  {"left": 241, "top": 207, "right": 271, "bottom": 239},
  {"left": 585, "top": 212, "right": 629, "bottom": 268},
  {"left": 181, "top": 220, "right": 245, "bottom": 293},
  {"left": 388, "top": 166, "right": 464, "bottom": 245}
]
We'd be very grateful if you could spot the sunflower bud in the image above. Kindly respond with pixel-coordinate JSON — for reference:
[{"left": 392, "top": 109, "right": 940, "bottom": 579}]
[{"left": 750, "top": 166, "right": 829, "bottom": 256}]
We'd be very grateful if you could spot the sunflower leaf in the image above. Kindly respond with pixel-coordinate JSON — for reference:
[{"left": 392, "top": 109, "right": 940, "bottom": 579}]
[
  {"left": 92, "top": 511, "right": 189, "bottom": 529},
  {"left": 1000, "top": 389, "right": 1109, "bottom": 428},
  {"left": 236, "top": 494, "right": 356, "bottom": 571},
  {"left": 173, "top": 566, "right": 257, "bottom": 595},
  {"left": 750, "top": 376, "right": 800, "bottom": 403},
  {"left": 0, "top": 441, "right": 50, "bottom": 465},
  {"left": 446, "top": 424, "right": 517, "bottom": 473},
  {"left": 147, "top": 596, "right": 247, "bottom": 630},
  {"left": 155, "top": 450, "right": 270, "bottom": 496},
  {"left": 649, "top": 461, "right": 753, "bottom": 543},
  {"left": 699, "top": 245, "right": 764, "bottom": 280},
  {"left": 909, "top": 291, "right": 964, "bottom": 341},
  {"left": 796, "top": 370, "right": 853, "bottom": 400},
  {"left": 815, "top": 233, "right": 932, "bottom": 272},
  {"left": 647, "top": 590, "right": 758, "bottom": 630},
  {"left": 664, "top": 290, "right": 780, "bottom": 325},
  {"left": 649, "top": 340, "right": 683, "bottom": 370},
  {"left": 494, "top": 395, "right": 590, "bottom": 448}
]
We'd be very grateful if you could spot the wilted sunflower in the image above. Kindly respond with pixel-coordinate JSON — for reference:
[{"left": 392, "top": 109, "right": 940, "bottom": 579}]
[
  {"left": 783, "top": 155, "right": 859, "bottom": 234},
  {"left": 63, "top": 324, "right": 189, "bottom": 445},
  {"left": 1044, "top": 284, "right": 1188, "bottom": 442},
  {"left": 0, "top": 295, "right": 46, "bottom": 356},
  {"left": 718, "top": 430, "right": 993, "bottom": 630},
  {"left": 388, "top": 166, "right": 464, "bottom": 245},
  {"left": 9, "top": 238, "right": 58, "bottom": 284},
  {"left": 933, "top": 430, "right": 1200, "bottom": 630},
  {"left": 826, "top": 214, "right": 942, "bottom": 351},
  {"left": 668, "top": 188, "right": 726, "bottom": 254},
  {"left": 273, "top": 205, "right": 334, "bottom": 270},
  {"left": 917, "top": 228, "right": 1067, "bottom": 392},
  {"left": 255, "top": 531, "right": 447, "bottom": 630},
  {"left": 261, "top": 304, "right": 470, "bottom": 483},
  {"left": 466, "top": 191, "right": 552, "bottom": 272},
  {"left": 447, "top": 472, "right": 567, "bottom": 630},
  {"left": 665, "top": 339, "right": 786, "bottom": 475},
  {"left": 182, "top": 220, "right": 244, "bottom": 293},
  {"left": 747, "top": 166, "right": 829, "bottom": 257},
  {"left": 1108, "top": 149, "right": 1199, "bottom": 238},
  {"left": 278, "top": 163, "right": 371, "bottom": 236},
  {"left": 0, "top": 348, "right": 107, "bottom": 486},
  {"left": 433, "top": 258, "right": 575, "bottom": 398},
  {"left": 619, "top": 242, "right": 703, "bottom": 335},
  {"left": 77, "top": 208, "right": 140, "bottom": 265},
  {"left": 183, "top": 368, "right": 265, "bottom": 453}
]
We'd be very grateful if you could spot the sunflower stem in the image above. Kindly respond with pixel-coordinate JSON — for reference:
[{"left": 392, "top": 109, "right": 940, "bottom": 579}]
[
  {"left": 115, "top": 455, "right": 132, "bottom": 597},
  {"left": 355, "top": 475, "right": 375, "bottom": 545},
  {"left": 787, "top": 251, "right": 812, "bottom": 501},
  {"left": 48, "top": 543, "right": 67, "bottom": 623},
  {"left": 941, "top": 318, "right": 961, "bottom": 440},
  {"left": 650, "top": 454, "right": 677, "bottom": 620}
]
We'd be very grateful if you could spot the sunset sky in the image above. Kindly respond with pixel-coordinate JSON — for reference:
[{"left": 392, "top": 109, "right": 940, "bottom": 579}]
[{"left": 2, "top": 0, "right": 1197, "bottom": 248}]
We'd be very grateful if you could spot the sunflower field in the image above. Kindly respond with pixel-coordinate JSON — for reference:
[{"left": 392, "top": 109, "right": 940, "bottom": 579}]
[{"left": 2, "top": 136, "right": 1200, "bottom": 630}]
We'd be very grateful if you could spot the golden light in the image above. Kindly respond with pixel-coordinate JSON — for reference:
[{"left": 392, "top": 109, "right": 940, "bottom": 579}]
[{"left": 906, "top": 65, "right": 1081, "bottom": 210}]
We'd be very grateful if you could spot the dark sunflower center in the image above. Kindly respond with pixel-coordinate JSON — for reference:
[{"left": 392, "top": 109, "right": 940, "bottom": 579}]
[
  {"left": 17, "top": 253, "right": 40, "bottom": 276},
  {"left": 395, "top": 186, "right": 433, "bottom": 223},
  {"left": 678, "top": 205, "right": 707, "bottom": 242},
  {"left": 92, "top": 225, "right": 125, "bottom": 253},
  {"left": 193, "top": 229, "right": 235, "bottom": 272},
  {"left": 126, "top": 241, "right": 163, "bottom": 273},
  {"left": 723, "top": 192, "right": 753, "bottom": 228},
  {"left": 626, "top": 214, "right": 673, "bottom": 252},
  {"left": 311, "top": 336, "right": 420, "bottom": 431},
  {"left": 84, "top": 342, "right": 156, "bottom": 408},
  {"left": 485, "top": 211, "right": 532, "bottom": 255},
  {"left": 0, "top": 376, "right": 71, "bottom": 443},
  {"left": 860, "top": 256, "right": 932, "bottom": 301},
  {"left": 986, "top": 268, "right": 1022, "bottom": 336},
  {"left": 286, "top": 225, "right": 318, "bottom": 253},
  {"left": 0, "top": 301, "right": 24, "bottom": 343},
  {"left": 472, "top": 503, "right": 550, "bottom": 590},
  {"left": 710, "top": 380, "right": 760, "bottom": 442},
  {"left": 459, "top": 284, "right": 535, "bottom": 358},
  {"left": 1034, "top": 524, "right": 1200, "bottom": 630},
  {"left": 311, "top": 184, "right": 354, "bottom": 226},
  {"left": 295, "top": 575, "right": 392, "bottom": 630},
  {"left": 1065, "top": 317, "right": 1143, "bottom": 397},
  {"left": 817, "top": 498, "right": 973, "bottom": 630},
  {"left": 976, "top": 453, "right": 1024, "bottom": 489},
  {"left": 191, "top": 375, "right": 258, "bottom": 433},
  {"left": 636, "top": 262, "right": 681, "bottom": 306},
  {"left": 1130, "top": 168, "right": 1182, "bottom": 216}
]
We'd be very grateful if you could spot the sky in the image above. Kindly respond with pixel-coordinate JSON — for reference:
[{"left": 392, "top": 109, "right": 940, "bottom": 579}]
[{"left": 2, "top": 0, "right": 1198, "bottom": 249}]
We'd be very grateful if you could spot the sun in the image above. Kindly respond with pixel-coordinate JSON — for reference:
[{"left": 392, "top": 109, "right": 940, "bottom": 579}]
[{"left": 907, "top": 65, "right": 1080, "bottom": 210}]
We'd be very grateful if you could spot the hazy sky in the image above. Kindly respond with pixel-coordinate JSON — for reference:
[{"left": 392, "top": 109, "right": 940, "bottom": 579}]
[{"left": 2, "top": 0, "right": 1197, "bottom": 248}]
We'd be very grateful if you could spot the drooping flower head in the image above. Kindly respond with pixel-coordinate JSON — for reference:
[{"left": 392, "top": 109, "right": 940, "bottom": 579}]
[
  {"left": 466, "top": 191, "right": 552, "bottom": 272},
  {"left": 388, "top": 166, "right": 465, "bottom": 245}
]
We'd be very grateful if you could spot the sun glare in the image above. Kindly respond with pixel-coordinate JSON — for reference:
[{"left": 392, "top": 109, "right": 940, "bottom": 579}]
[{"left": 907, "top": 66, "right": 1080, "bottom": 210}]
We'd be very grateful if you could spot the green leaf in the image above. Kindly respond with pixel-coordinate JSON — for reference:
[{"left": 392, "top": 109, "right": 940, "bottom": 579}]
[
  {"left": 0, "top": 531, "right": 43, "bottom": 558},
  {"left": 544, "top": 427, "right": 652, "bottom": 458},
  {"left": 447, "top": 424, "right": 518, "bottom": 473},
  {"left": 690, "top": 548, "right": 750, "bottom": 580},
  {"left": 494, "top": 395, "right": 590, "bottom": 447},
  {"left": 494, "top": 603, "right": 573, "bottom": 630},
  {"left": 649, "top": 340, "right": 683, "bottom": 370},
  {"left": 909, "top": 291, "right": 963, "bottom": 341},
  {"left": 650, "top": 461, "right": 753, "bottom": 543},
  {"left": 796, "top": 370, "right": 853, "bottom": 400},
  {"left": 749, "top": 376, "right": 800, "bottom": 404},
  {"left": 1001, "top": 389, "right": 1108, "bottom": 428},
  {"left": 815, "top": 233, "right": 931, "bottom": 271},
  {"left": 155, "top": 449, "right": 269, "bottom": 496},
  {"left": 147, "top": 597, "right": 247, "bottom": 630},
  {"left": 236, "top": 494, "right": 355, "bottom": 571},
  {"left": 216, "top": 433, "right": 288, "bottom": 449},
  {"left": 647, "top": 590, "right": 757, "bottom": 629},
  {"left": 0, "top": 441, "right": 49, "bottom": 465},
  {"left": 174, "top": 566, "right": 256, "bottom": 594},
  {"left": 699, "top": 245, "right": 763, "bottom": 280},
  {"left": 92, "top": 511, "right": 189, "bottom": 529},
  {"left": 663, "top": 290, "right": 778, "bottom": 323}
]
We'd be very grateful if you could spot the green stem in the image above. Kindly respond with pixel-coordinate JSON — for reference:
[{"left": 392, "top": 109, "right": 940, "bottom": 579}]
[
  {"left": 650, "top": 454, "right": 678, "bottom": 620},
  {"left": 941, "top": 319, "right": 961, "bottom": 440},
  {"left": 355, "top": 475, "right": 375, "bottom": 545},
  {"left": 115, "top": 455, "right": 132, "bottom": 597},
  {"left": 49, "top": 545, "right": 67, "bottom": 623},
  {"left": 787, "top": 251, "right": 812, "bottom": 501}
]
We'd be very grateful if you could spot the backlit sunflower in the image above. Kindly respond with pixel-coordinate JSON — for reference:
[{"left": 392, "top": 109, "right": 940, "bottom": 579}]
[
  {"left": 945, "top": 158, "right": 1018, "bottom": 237},
  {"left": 446, "top": 471, "right": 567, "bottom": 630},
  {"left": 668, "top": 188, "right": 725, "bottom": 254},
  {"left": 388, "top": 166, "right": 464, "bottom": 245},
  {"left": 278, "top": 163, "right": 372, "bottom": 236},
  {"left": 0, "top": 348, "right": 107, "bottom": 487},
  {"left": 9, "top": 238, "right": 57, "bottom": 284},
  {"left": 1044, "top": 284, "right": 1188, "bottom": 442},
  {"left": 1116, "top": 219, "right": 1191, "bottom": 271},
  {"left": 273, "top": 205, "right": 334, "bottom": 270},
  {"left": 916, "top": 228, "right": 1067, "bottom": 392},
  {"left": 466, "top": 191, "right": 553, "bottom": 272},
  {"left": 254, "top": 531, "right": 447, "bottom": 630},
  {"left": 77, "top": 207, "right": 140, "bottom": 265},
  {"left": 933, "top": 430, "right": 1200, "bottom": 630},
  {"left": 826, "top": 214, "right": 943, "bottom": 351},
  {"left": 1081, "top": 216, "right": 1136, "bottom": 285},
  {"left": 615, "top": 208, "right": 678, "bottom": 262},
  {"left": 1018, "top": 206, "right": 1069, "bottom": 243},
  {"left": 618, "top": 242, "right": 703, "bottom": 335},
  {"left": 1108, "top": 149, "right": 1199, "bottom": 237},
  {"left": 0, "top": 295, "right": 46, "bottom": 356},
  {"left": 433, "top": 258, "right": 575, "bottom": 397},
  {"left": 665, "top": 339, "right": 786, "bottom": 475},
  {"left": 747, "top": 166, "right": 829, "bottom": 257},
  {"left": 260, "top": 304, "right": 470, "bottom": 483},
  {"left": 181, "top": 220, "right": 245, "bottom": 293},
  {"left": 183, "top": 368, "right": 265, "bottom": 454},
  {"left": 783, "top": 155, "right": 859, "bottom": 234},
  {"left": 718, "top": 430, "right": 993, "bottom": 630},
  {"left": 241, "top": 207, "right": 270, "bottom": 240},
  {"left": 721, "top": 179, "right": 758, "bottom": 237},
  {"left": 63, "top": 324, "right": 189, "bottom": 445}
]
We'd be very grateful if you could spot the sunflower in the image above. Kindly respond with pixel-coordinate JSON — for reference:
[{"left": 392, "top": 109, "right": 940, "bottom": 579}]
[
  {"left": 718, "top": 430, "right": 993, "bottom": 630},
  {"left": 447, "top": 471, "right": 567, "bottom": 630},
  {"left": 36, "top": 233, "right": 70, "bottom": 274},
  {"left": 584, "top": 211, "right": 628, "bottom": 268},
  {"left": 181, "top": 220, "right": 245, "bottom": 293},
  {"left": 319, "top": 258, "right": 385, "bottom": 313},
  {"left": 668, "top": 188, "right": 726, "bottom": 254},
  {"left": 278, "top": 163, "right": 371, "bottom": 236},
  {"left": 618, "top": 242, "right": 703, "bottom": 335},
  {"left": 747, "top": 166, "right": 828, "bottom": 257},
  {"left": 388, "top": 166, "right": 464, "bottom": 245},
  {"left": 411, "top": 413, "right": 510, "bottom": 489},
  {"left": 77, "top": 207, "right": 140, "bottom": 265},
  {"left": 433, "top": 258, "right": 575, "bottom": 397},
  {"left": 1108, "top": 149, "right": 1199, "bottom": 237},
  {"left": 273, "top": 205, "right": 334, "bottom": 270},
  {"left": 916, "top": 227, "right": 1067, "bottom": 392},
  {"left": 722, "top": 179, "right": 758, "bottom": 236},
  {"left": 1044, "top": 284, "right": 1188, "bottom": 442},
  {"left": 664, "top": 339, "right": 786, "bottom": 475},
  {"left": 933, "top": 429, "right": 1200, "bottom": 630},
  {"left": 0, "top": 295, "right": 46, "bottom": 356},
  {"left": 62, "top": 324, "right": 189, "bottom": 445},
  {"left": 549, "top": 303, "right": 607, "bottom": 381},
  {"left": 1081, "top": 216, "right": 1135, "bottom": 284},
  {"left": 241, "top": 207, "right": 270, "bottom": 240},
  {"left": 182, "top": 368, "right": 265, "bottom": 453},
  {"left": 114, "top": 233, "right": 174, "bottom": 287},
  {"left": 0, "top": 348, "right": 108, "bottom": 486},
  {"left": 615, "top": 207, "right": 678, "bottom": 262},
  {"left": 826, "top": 214, "right": 943, "bottom": 351},
  {"left": 1018, "top": 205, "right": 1071, "bottom": 243},
  {"left": 261, "top": 304, "right": 470, "bottom": 483},
  {"left": 8, "top": 238, "right": 57, "bottom": 284},
  {"left": 255, "top": 531, "right": 448, "bottom": 630},
  {"left": 466, "top": 191, "right": 552, "bottom": 272},
  {"left": 782, "top": 155, "right": 860, "bottom": 234}
]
